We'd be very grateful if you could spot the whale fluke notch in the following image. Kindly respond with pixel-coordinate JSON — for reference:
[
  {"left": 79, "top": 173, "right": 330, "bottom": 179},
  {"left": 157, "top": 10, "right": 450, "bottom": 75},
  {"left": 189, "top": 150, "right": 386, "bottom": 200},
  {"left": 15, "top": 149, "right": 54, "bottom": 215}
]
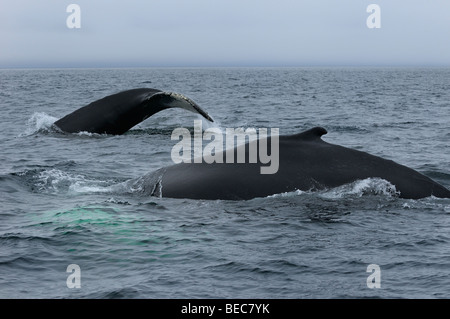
[{"left": 54, "top": 88, "right": 213, "bottom": 135}]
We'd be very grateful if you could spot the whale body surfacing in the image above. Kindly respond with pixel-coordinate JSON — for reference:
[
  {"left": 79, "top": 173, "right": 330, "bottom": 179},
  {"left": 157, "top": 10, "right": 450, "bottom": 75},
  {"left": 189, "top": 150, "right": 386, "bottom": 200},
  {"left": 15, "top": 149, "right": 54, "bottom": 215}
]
[
  {"left": 141, "top": 127, "right": 450, "bottom": 200},
  {"left": 54, "top": 88, "right": 213, "bottom": 135}
]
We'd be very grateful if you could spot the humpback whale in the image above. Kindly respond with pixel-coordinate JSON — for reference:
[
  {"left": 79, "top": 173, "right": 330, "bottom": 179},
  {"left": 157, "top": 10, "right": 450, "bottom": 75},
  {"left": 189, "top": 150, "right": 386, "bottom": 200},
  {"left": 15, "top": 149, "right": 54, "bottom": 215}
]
[
  {"left": 141, "top": 127, "right": 450, "bottom": 200},
  {"left": 54, "top": 88, "right": 213, "bottom": 134}
]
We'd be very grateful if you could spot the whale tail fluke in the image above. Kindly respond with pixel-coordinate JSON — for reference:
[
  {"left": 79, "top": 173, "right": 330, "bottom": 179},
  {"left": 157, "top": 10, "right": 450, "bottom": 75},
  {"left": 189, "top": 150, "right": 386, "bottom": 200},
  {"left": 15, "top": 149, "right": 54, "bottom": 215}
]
[
  {"left": 150, "top": 91, "right": 214, "bottom": 123},
  {"left": 54, "top": 88, "right": 213, "bottom": 135}
]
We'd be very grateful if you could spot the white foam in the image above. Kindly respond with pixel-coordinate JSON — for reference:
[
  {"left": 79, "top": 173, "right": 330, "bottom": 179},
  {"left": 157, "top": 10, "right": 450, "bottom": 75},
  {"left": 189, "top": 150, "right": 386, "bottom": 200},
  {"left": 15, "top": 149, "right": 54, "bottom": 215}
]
[
  {"left": 35, "top": 169, "right": 113, "bottom": 194},
  {"left": 402, "top": 203, "right": 412, "bottom": 209},
  {"left": 267, "top": 189, "right": 305, "bottom": 198},
  {"left": 68, "top": 183, "right": 113, "bottom": 194},
  {"left": 20, "top": 112, "right": 59, "bottom": 136},
  {"left": 320, "top": 178, "right": 399, "bottom": 199},
  {"left": 75, "top": 131, "right": 107, "bottom": 137},
  {"left": 266, "top": 178, "right": 399, "bottom": 200}
]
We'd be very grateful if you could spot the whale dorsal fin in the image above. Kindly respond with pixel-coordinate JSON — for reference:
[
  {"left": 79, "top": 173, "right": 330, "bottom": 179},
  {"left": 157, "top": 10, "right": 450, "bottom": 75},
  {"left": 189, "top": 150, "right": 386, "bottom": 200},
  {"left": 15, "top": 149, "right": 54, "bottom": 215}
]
[{"left": 291, "top": 127, "right": 328, "bottom": 141}]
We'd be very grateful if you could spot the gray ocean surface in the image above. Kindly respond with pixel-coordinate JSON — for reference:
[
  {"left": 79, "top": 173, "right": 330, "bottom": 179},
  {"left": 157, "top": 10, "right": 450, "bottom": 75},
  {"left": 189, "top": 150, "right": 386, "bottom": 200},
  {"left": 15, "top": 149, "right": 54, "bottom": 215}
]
[{"left": 1, "top": 67, "right": 449, "bottom": 298}]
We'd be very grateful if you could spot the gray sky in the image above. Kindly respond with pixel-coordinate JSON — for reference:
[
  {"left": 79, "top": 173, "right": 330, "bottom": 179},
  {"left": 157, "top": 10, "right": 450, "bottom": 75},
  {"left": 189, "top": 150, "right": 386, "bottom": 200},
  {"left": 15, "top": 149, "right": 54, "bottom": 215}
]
[{"left": 1, "top": 0, "right": 450, "bottom": 68}]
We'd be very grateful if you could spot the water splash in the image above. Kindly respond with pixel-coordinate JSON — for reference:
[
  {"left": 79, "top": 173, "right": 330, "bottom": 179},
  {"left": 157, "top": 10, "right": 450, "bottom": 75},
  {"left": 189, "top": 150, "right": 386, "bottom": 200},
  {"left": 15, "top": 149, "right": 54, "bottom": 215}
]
[
  {"left": 31, "top": 168, "right": 114, "bottom": 194},
  {"left": 20, "top": 112, "right": 59, "bottom": 136},
  {"left": 267, "top": 189, "right": 305, "bottom": 198},
  {"left": 320, "top": 178, "right": 399, "bottom": 199},
  {"left": 266, "top": 178, "right": 399, "bottom": 199}
]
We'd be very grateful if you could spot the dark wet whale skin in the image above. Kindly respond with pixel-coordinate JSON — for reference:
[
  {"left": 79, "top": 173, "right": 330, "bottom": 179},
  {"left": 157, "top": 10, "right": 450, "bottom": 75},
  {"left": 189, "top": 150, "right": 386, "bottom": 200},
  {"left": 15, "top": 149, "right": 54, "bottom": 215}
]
[
  {"left": 54, "top": 88, "right": 212, "bottom": 135},
  {"left": 153, "top": 127, "right": 450, "bottom": 200}
]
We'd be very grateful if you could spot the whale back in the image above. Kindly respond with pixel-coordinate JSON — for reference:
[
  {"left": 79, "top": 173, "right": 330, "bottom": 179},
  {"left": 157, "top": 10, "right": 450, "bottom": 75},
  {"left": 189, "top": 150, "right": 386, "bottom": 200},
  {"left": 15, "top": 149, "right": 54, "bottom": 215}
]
[
  {"left": 282, "top": 128, "right": 450, "bottom": 199},
  {"left": 155, "top": 127, "right": 450, "bottom": 200}
]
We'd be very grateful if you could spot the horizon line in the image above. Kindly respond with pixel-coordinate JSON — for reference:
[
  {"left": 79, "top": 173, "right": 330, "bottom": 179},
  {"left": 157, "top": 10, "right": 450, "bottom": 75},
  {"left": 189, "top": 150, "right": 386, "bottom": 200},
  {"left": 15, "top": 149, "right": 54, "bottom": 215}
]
[{"left": 2, "top": 63, "right": 450, "bottom": 70}]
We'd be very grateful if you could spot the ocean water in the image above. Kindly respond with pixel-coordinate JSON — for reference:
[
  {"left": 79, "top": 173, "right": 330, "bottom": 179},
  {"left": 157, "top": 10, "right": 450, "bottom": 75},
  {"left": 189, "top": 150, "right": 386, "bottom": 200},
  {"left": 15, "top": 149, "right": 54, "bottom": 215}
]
[{"left": 1, "top": 67, "right": 449, "bottom": 299}]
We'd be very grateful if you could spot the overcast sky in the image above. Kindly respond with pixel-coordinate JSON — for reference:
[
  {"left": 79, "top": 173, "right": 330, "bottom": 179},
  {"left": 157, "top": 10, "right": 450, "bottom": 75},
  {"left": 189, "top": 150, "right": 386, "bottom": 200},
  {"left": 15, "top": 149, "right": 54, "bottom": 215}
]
[{"left": 1, "top": 0, "right": 450, "bottom": 68}]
